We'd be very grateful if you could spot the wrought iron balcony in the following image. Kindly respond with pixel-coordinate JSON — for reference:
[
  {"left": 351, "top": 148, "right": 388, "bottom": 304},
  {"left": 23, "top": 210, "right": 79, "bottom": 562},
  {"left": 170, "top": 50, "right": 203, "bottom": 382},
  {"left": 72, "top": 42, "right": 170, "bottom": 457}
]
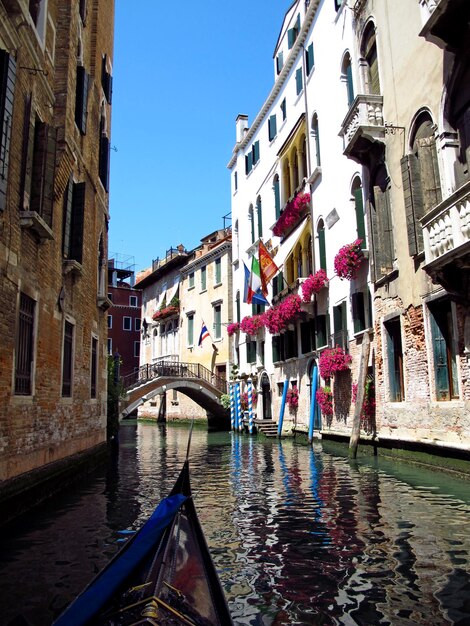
[
  {"left": 419, "top": 0, "right": 469, "bottom": 51},
  {"left": 422, "top": 180, "right": 470, "bottom": 302},
  {"left": 339, "top": 94, "right": 385, "bottom": 165}
]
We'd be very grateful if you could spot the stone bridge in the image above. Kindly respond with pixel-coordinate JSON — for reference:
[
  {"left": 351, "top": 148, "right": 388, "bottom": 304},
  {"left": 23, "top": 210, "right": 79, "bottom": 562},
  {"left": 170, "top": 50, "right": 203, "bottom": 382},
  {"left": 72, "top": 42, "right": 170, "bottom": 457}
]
[{"left": 120, "top": 361, "right": 230, "bottom": 431}]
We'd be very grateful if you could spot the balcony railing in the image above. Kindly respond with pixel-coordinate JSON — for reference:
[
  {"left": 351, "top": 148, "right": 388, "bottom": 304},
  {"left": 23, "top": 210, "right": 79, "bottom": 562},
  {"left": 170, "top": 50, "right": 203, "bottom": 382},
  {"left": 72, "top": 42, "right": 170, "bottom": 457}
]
[
  {"left": 339, "top": 94, "right": 385, "bottom": 163},
  {"left": 419, "top": 0, "right": 462, "bottom": 50},
  {"left": 422, "top": 181, "right": 470, "bottom": 264}
]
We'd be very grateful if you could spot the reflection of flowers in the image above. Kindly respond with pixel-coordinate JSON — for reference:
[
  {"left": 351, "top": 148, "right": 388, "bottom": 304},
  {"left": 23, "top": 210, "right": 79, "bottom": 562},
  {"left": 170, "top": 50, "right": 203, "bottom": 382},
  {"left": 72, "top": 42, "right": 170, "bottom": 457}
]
[
  {"left": 334, "top": 239, "right": 364, "bottom": 280},
  {"left": 272, "top": 193, "right": 311, "bottom": 238},
  {"left": 319, "top": 346, "right": 352, "bottom": 379},
  {"left": 240, "top": 315, "right": 264, "bottom": 336},
  {"left": 301, "top": 269, "right": 328, "bottom": 302},
  {"left": 227, "top": 322, "right": 240, "bottom": 336},
  {"left": 262, "top": 294, "right": 302, "bottom": 334},
  {"left": 316, "top": 386, "right": 333, "bottom": 415},
  {"left": 286, "top": 386, "right": 299, "bottom": 411},
  {"left": 241, "top": 391, "right": 258, "bottom": 411}
]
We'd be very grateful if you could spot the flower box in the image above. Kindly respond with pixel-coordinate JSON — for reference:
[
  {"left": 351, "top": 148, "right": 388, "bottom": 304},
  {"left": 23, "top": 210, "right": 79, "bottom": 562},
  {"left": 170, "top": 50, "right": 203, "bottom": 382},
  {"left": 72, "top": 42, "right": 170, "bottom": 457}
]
[
  {"left": 301, "top": 269, "right": 329, "bottom": 302},
  {"left": 319, "top": 346, "right": 352, "bottom": 379},
  {"left": 334, "top": 239, "right": 364, "bottom": 280},
  {"left": 272, "top": 193, "right": 311, "bottom": 239},
  {"left": 152, "top": 305, "right": 179, "bottom": 321}
]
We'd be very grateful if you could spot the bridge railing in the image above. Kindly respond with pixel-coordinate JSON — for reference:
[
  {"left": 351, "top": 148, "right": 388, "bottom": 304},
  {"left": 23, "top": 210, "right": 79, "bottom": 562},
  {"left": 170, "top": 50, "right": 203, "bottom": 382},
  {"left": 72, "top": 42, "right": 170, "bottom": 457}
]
[{"left": 122, "top": 360, "right": 228, "bottom": 394}]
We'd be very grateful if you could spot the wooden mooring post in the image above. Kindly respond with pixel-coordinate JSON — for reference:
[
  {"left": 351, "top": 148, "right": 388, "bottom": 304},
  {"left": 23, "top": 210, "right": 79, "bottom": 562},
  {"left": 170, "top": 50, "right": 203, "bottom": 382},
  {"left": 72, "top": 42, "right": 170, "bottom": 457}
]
[{"left": 349, "top": 331, "right": 371, "bottom": 459}]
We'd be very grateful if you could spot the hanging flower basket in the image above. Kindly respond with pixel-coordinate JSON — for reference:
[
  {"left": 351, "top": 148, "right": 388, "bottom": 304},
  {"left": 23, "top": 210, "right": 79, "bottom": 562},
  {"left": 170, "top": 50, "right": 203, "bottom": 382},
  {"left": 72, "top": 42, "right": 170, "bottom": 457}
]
[
  {"left": 240, "top": 391, "right": 258, "bottom": 412},
  {"left": 240, "top": 314, "right": 264, "bottom": 336},
  {"left": 334, "top": 239, "right": 364, "bottom": 280},
  {"left": 261, "top": 294, "right": 302, "bottom": 334},
  {"left": 272, "top": 193, "right": 311, "bottom": 238},
  {"left": 316, "top": 386, "right": 333, "bottom": 415},
  {"left": 301, "top": 269, "right": 329, "bottom": 302},
  {"left": 152, "top": 304, "right": 179, "bottom": 321},
  {"left": 227, "top": 322, "right": 240, "bottom": 336},
  {"left": 286, "top": 386, "right": 299, "bottom": 412},
  {"left": 319, "top": 346, "right": 352, "bottom": 379}
]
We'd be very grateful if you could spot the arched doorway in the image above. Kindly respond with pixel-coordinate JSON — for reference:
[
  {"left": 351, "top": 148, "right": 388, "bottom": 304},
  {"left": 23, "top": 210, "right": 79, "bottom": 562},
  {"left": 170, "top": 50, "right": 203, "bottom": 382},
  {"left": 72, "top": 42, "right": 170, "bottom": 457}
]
[
  {"left": 308, "top": 359, "right": 321, "bottom": 431},
  {"left": 260, "top": 372, "right": 272, "bottom": 420}
]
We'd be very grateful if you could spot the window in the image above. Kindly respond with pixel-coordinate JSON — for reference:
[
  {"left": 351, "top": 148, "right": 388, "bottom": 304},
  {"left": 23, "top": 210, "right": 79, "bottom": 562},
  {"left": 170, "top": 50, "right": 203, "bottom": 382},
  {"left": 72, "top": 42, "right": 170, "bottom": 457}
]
[
  {"left": 213, "top": 304, "right": 222, "bottom": 339},
  {"left": 79, "top": 0, "right": 87, "bottom": 23},
  {"left": 107, "top": 338, "right": 112, "bottom": 354},
  {"left": 352, "top": 178, "right": 366, "bottom": 246},
  {"left": 317, "top": 219, "right": 326, "bottom": 271},
  {"left": 296, "top": 67, "right": 303, "bottom": 96},
  {"left": 198, "top": 265, "right": 206, "bottom": 291},
  {"left": 384, "top": 317, "right": 404, "bottom": 402},
  {"left": 90, "top": 336, "right": 98, "bottom": 399},
  {"left": 362, "top": 23, "right": 380, "bottom": 95},
  {"left": 108, "top": 315, "right": 112, "bottom": 329},
  {"left": 62, "top": 320, "right": 74, "bottom": 397},
  {"left": 305, "top": 43, "right": 314, "bottom": 76},
  {"left": 247, "top": 340, "right": 257, "bottom": 364},
  {"left": 188, "top": 272, "right": 194, "bottom": 289},
  {"left": 63, "top": 178, "right": 85, "bottom": 263},
  {"left": 29, "top": 0, "right": 47, "bottom": 41},
  {"left": 101, "top": 54, "right": 112, "bottom": 104},
  {"left": 15, "top": 292, "right": 35, "bottom": 395},
  {"left": 234, "top": 171, "right": 238, "bottom": 192},
  {"left": 300, "top": 320, "right": 316, "bottom": 354},
  {"left": 369, "top": 165, "right": 394, "bottom": 280},
  {"left": 273, "top": 174, "right": 281, "bottom": 219},
  {"left": 214, "top": 258, "right": 221, "bottom": 284},
  {"left": 256, "top": 196, "right": 263, "bottom": 239},
  {"left": 268, "top": 114, "right": 277, "bottom": 141},
  {"left": 0, "top": 50, "right": 16, "bottom": 212},
  {"left": 75, "top": 66, "right": 90, "bottom": 134},
  {"left": 22, "top": 106, "right": 57, "bottom": 227},
  {"left": 98, "top": 114, "right": 110, "bottom": 191},
  {"left": 285, "top": 328, "right": 298, "bottom": 359},
  {"left": 130, "top": 295, "right": 137, "bottom": 307},
  {"left": 276, "top": 51, "right": 284, "bottom": 75},
  {"left": 401, "top": 112, "right": 442, "bottom": 256},
  {"left": 236, "top": 290, "right": 241, "bottom": 322},
  {"left": 108, "top": 292, "right": 113, "bottom": 301},
  {"left": 334, "top": 0, "right": 343, "bottom": 10},
  {"left": 352, "top": 290, "right": 370, "bottom": 334},
  {"left": 252, "top": 302, "right": 265, "bottom": 316},
  {"left": 288, "top": 13, "right": 300, "bottom": 49},
  {"left": 342, "top": 52, "right": 354, "bottom": 107},
  {"left": 312, "top": 113, "right": 321, "bottom": 167},
  {"left": 249, "top": 205, "right": 255, "bottom": 243},
  {"left": 333, "top": 302, "right": 348, "bottom": 350},
  {"left": 316, "top": 314, "right": 328, "bottom": 349},
  {"left": 245, "top": 140, "right": 260, "bottom": 175},
  {"left": 134, "top": 341, "right": 140, "bottom": 358},
  {"left": 123, "top": 316, "right": 132, "bottom": 331},
  {"left": 135, "top": 318, "right": 141, "bottom": 331},
  {"left": 280, "top": 98, "right": 287, "bottom": 121},
  {"left": 428, "top": 300, "right": 459, "bottom": 401},
  {"left": 187, "top": 313, "right": 194, "bottom": 346}
]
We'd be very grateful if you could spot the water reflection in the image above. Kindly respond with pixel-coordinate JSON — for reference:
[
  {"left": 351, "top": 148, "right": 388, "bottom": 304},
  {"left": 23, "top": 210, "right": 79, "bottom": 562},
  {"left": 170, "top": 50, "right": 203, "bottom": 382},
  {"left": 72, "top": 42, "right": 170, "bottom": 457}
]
[{"left": 0, "top": 422, "right": 469, "bottom": 626}]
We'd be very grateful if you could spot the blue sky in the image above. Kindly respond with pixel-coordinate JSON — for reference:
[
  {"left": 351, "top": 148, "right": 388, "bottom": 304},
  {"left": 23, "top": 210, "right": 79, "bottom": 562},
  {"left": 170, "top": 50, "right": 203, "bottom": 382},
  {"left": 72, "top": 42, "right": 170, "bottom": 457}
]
[{"left": 109, "top": 1, "right": 289, "bottom": 273}]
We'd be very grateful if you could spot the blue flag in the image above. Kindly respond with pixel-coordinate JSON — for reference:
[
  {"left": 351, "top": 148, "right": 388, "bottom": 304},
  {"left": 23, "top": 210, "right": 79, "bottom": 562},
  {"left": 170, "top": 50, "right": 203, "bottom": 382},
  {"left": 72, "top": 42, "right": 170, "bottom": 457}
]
[
  {"left": 198, "top": 322, "right": 210, "bottom": 346},
  {"left": 243, "top": 262, "right": 269, "bottom": 305}
]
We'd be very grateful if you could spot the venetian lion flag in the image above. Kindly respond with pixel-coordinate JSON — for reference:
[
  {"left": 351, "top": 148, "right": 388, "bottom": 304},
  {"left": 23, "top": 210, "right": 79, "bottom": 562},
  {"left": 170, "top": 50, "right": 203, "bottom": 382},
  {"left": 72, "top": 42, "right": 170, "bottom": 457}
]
[
  {"left": 259, "top": 240, "right": 279, "bottom": 293},
  {"left": 198, "top": 321, "right": 211, "bottom": 347}
]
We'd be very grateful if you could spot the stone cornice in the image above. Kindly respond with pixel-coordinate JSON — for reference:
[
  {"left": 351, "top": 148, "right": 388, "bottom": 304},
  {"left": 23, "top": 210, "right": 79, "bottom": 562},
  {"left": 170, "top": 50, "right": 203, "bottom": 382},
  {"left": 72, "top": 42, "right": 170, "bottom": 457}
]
[
  {"left": 180, "top": 241, "right": 232, "bottom": 275},
  {"left": 227, "top": 0, "right": 320, "bottom": 170}
]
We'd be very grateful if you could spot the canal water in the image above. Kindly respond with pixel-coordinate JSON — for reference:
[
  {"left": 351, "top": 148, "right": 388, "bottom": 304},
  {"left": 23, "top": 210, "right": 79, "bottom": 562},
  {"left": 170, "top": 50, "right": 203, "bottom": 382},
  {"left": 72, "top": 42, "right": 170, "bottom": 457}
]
[{"left": 1, "top": 421, "right": 470, "bottom": 626}]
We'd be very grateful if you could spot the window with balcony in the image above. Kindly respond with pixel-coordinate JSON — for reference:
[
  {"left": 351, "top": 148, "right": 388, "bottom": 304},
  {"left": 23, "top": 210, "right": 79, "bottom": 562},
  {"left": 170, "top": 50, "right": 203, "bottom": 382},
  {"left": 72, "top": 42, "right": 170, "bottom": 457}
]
[
  {"left": 0, "top": 50, "right": 16, "bottom": 212},
  {"left": 384, "top": 317, "right": 404, "bottom": 402},
  {"left": 428, "top": 299, "right": 459, "bottom": 401},
  {"left": 15, "top": 292, "right": 36, "bottom": 395},
  {"left": 62, "top": 320, "right": 74, "bottom": 397},
  {"left": 361, "top": 22, "right": 380, "bottom": 95},
  {"left": 401, "top": 111, "right": 442, "bottom": 256}
]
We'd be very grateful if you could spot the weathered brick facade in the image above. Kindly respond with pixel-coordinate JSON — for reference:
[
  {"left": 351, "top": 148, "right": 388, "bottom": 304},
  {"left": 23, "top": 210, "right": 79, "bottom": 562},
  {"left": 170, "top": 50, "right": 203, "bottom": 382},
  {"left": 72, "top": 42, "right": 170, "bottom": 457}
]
[{"left": 0, "top": 0, "right": 114, "bottom": 483}]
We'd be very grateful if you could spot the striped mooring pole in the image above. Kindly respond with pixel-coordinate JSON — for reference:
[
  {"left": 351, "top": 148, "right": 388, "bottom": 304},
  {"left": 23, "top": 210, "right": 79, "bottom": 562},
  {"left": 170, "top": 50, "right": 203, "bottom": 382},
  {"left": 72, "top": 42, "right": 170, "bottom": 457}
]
[
  {"left": 229, "top": 382, "right": 235, "bottom": 431},
  {"left": 235, "top": 381, "right": 242, "bottom": 431},
  {"left": 247, "top": 377, "right": 254, "bottom": 435}
]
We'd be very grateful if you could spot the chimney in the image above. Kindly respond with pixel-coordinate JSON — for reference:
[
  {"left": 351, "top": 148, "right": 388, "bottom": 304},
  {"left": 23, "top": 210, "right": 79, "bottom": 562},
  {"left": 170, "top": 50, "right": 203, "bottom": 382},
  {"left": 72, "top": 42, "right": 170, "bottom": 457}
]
[{"left": 236, "top": 114, "right": 249, "bottom": 143}]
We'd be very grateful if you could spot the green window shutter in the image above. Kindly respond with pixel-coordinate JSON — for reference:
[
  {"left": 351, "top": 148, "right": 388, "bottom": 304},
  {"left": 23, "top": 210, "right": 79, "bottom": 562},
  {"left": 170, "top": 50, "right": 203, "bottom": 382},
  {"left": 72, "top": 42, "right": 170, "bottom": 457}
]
[
  {"left": 30, "top": 122, "right": 56, "bottom": 225},
  {"left": 274, "top": 177, "right": 281, "bottom": 219},
  {"left": 318, "top": 226, "right": 326, "bottom": 270},
  {"left": 70, "top": 182, "right": 85, "bottom": 264},
  {"left": 250, "top": 207, "right": 255, "bottom": 243},
  {"left": 368, "top": 44, "right": 380, "bottom": 94},
  {"left": 418, "top": 137, "right": 442, "bottom": 213},
  {"left": 215, "top": 258, "right": 221, "bottom": 284},
  {"left": 245, "top": 151, "right": 253, "bottom": 174},
  {"left": 281, "top": 99, "right": 286, "bottom": 121},
  {"left": 272, "top": 336, "right": 280, "bottom": 363},
  {"left": 276, "top": 52, "right": 284, "bottom": 74},
  {"left": 400, "top": 154, "right": 424, "bottom": 256},
  {"left": 75, "top": 66, "right": 89, "bottom": 134},
  {"left": 268, "top": 114, "right": 277, "bottom": 141},
  {"left": 22, "top": 97, "right": 36, "bottom": 210},
  {"left": 0, "top": 51, "right": 16, "bottom": 212},
  {"left": 214, "top": 305, "right": 221, "bottom": 339},
  {"left": 288, "top": 28, "right": 296, "bottom": 49},
  {"left": 352, "top": 291, "right": 365, "bottom": 333},
  {"left": 316, "top": 315, "right": 327, "bottom": 348},
  {"left": 188, "top": 315, "right": 194, "bottom": 345},
  {"left": 201, "top": 265, "right": 206, "bottom": 290},
  {"left": 62, "top": 177, "right": 73, "bottom": 258},
  {"left": 373, "top": 185, "right": 394, "bottom": 276},
  {"left": 306, "top": 43, "right": 314, "bottom": 76},
  {"left": 252, "top": 141, "right": 260, "bottom": 164},
  {"left": 99, "top": 134, "right": 110, "bottom": 192},
  {"left": 353, "top": 187, "right": 366, "bottom": 246},
  {"left": 300, "top": 321, "right": 312, "bottom": 354},
  {"left": 41, "top": 124, "right": 57, "bottom": 227},
  {"left": 333, "top": 304, "right": 342, "bottom": 334},
  {"left": 257, "top": 199, "right": 262, "bottom": 238},
  {"left": 429, "top": 307, "right": 450, "bottom": 401},
  {"left": 346, "top": 61, "right": 354, "bottom": 106},
  {"left": 385, "top": 320, "right": 399, "bottom": 401},
  {"left": 296, "top": 68, "right": 303, "bottom": 95}
]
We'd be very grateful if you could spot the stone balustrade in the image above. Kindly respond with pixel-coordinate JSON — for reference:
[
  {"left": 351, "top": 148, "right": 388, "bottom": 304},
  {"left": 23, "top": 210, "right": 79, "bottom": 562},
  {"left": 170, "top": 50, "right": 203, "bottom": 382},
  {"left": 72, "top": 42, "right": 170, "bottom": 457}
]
[{"left": 339, "top": 94, "right": 385, "bottom": 158}]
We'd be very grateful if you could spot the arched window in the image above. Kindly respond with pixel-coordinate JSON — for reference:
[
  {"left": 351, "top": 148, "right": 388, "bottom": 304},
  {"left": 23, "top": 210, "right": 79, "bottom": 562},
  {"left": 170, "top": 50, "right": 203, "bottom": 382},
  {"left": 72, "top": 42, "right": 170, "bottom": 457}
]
[
  {"left": 361, "top": 22, "right": 380, "bottom": 95},
  {"left": 311, "top": 113, "right": 321, "bottom": 167},
  {"left": 282, "top": 158, "right": 291, "bottom": 203},
  {"left": 292, "top": 148, "right": 299, "bottom": 191},
  {"left": 297, "top": 244, "right": 303, "bottom": 278},
  {"left": 256, "top": 196, "right": 263, "bottom": 239},
  {"left": 307, "top": 235, "right": 313, "bottom": 275},
  {"left": 341, "top": 52, "right": 354, "bottom": 107},
  {"left": 401, "top": 111, "right": 442, "bottom": 256},
  {"left": 301, "top": 135, "right": 307, "bottom": 181},
  {"left": 152, "top": 328, "right": 159, "bottom": 360},
  {"left": 317, "top": 219, "right": 326, "bottom": 271},
  {"left": 273, "top": 174, "right": 281, "bottom": 219},
  {"left": 248, "top": 204, "right": 255, "bottom": 243},
  {"left": 351, "top": 177, "right": 366, "bottom": 246}
]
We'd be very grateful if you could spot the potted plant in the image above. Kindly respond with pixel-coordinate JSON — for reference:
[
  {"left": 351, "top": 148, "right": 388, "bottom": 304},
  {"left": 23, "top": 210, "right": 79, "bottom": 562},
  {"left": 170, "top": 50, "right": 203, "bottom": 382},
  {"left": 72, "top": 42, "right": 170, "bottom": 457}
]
[
  {"left": 334, "top": 239, "right": 364, "bottom": 280},
  {"left": 301, "top": 269, "right": 329, "bottom": 302},
  {"left": 319, "top": 346, "right": 352, "bottom": 379}
]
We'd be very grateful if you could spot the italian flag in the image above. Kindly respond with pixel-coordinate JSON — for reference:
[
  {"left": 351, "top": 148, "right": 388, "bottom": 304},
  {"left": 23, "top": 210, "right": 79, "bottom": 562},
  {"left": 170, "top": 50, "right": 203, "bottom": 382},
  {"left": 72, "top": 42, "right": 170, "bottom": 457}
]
[{"left": 247, "top": 255, "right": 264, "bottom": 304}]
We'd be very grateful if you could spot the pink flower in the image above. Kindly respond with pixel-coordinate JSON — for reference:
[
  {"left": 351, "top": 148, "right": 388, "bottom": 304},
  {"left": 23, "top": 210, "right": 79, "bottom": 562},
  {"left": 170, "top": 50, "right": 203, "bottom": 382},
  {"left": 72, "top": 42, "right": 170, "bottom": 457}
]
[
  {"left": 152, "top": 305, "right": 179, "bottom": 321},
  {"left": 262, "top": 294, "right": 302, "bottom": 334},
  {"left": 227, "top": 322, "right": 240, "bottom": 336},
  {"left": 286, "top": 386, "right": 299, "bottom": 411},
  {"left": 301, "top": 269, "right": 328, "bottom": 302},
  {"left": 316, "top": 386, "right": 333, "bottom": 415},
  {"left": 272, "top": 193, "right": 311, "bottom": 238},
  {"left": 240, "top": 391, "right": 258, "bottom": 411},
  {"left": 334, "top": 239, "right": 364, "bottom": 280},
  {"left": 319, "top": 346, "right": 352, "bottom": 379},
  {"left": 240, "top": 315, "right": 264, "bottom": 335}
]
